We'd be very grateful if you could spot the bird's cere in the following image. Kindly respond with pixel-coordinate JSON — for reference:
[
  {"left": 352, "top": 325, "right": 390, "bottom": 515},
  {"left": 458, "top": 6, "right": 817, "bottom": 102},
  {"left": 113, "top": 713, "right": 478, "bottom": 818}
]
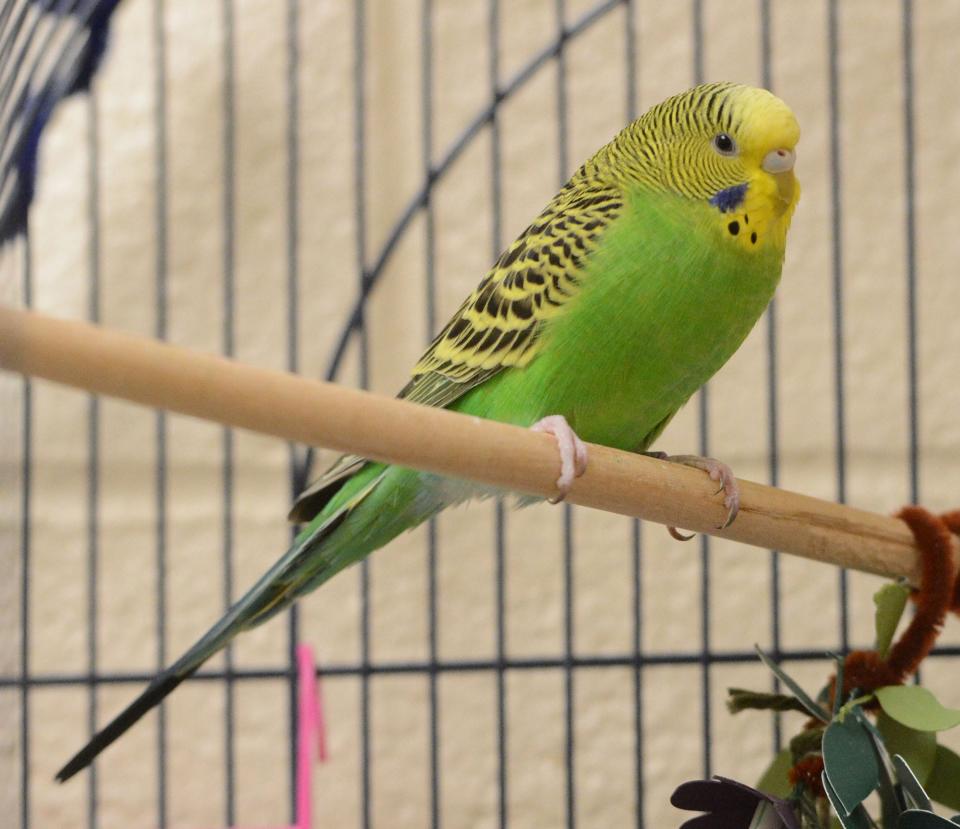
[{"left": 762, "top": 147, "right": 796, "bottom": 174}]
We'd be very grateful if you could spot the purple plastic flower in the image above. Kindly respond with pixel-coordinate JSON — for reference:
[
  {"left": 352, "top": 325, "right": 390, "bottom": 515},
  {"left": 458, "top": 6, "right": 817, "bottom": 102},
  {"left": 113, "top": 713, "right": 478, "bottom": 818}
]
[{"left": 671, "top": 776, "right": 801, "bottom": 829}]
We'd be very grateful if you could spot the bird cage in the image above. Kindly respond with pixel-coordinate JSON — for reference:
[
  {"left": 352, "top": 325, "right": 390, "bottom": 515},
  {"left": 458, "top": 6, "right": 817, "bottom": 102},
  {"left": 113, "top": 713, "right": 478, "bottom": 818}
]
[{"left": 2, "top": 1, "right": 960, "bottom": 827}]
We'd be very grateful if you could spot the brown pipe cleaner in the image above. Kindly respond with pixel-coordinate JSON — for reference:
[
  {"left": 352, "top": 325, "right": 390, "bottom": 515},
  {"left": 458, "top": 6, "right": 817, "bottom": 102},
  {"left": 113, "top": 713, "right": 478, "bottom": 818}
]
[
  {"left": 786, "top": 506, "right": 959, "bottom": 795},
  {"left": 942, "top": 509, "right": 960, "bottom": 611},
  {"left": 831, "top": 505, "right": 960, "bottom": 704}
]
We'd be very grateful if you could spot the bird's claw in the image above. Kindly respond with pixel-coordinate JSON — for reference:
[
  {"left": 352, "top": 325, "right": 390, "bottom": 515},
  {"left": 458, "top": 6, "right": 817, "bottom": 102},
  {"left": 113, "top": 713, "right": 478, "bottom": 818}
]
[
  {"left": 531, "top": 414, "right": 589, "bottom": 503},
  {"left": 703, "top": 459, "right": 740, "bottom": 529},
  {"left": 667, "top": 526, "right": 695, "bottom": 542},
  {"left": 649, "top": 452, "right": 740, "bottom": 537}
]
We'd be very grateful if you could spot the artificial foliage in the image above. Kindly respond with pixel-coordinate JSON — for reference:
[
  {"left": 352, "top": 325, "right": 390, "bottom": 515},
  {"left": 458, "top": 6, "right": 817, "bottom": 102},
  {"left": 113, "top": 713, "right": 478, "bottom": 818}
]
[{"left": 673, "top": 506, "right": 960, "bottom": 829}]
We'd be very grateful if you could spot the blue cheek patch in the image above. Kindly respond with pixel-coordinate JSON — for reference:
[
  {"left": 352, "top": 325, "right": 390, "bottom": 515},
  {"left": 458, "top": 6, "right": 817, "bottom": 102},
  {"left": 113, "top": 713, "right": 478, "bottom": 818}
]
[{"left": 709, "top": 183, "right": 748, "bottom": 213}]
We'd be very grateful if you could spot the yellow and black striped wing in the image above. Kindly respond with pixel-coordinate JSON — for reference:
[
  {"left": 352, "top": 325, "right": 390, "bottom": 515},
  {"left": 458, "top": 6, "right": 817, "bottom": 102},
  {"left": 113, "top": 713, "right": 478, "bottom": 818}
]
[
  {"left": 290, "top": 176, "right": 623, "bottom": 524},
  {"left": 399, "top": 178, "right": 623, "bottom": 409}
]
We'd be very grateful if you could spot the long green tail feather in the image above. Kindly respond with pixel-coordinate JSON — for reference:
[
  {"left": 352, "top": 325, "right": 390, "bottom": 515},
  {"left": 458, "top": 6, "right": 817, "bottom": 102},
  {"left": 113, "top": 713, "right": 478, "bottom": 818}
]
[{"left": 56, "top": 463, "right": 405, "bottom": 782}]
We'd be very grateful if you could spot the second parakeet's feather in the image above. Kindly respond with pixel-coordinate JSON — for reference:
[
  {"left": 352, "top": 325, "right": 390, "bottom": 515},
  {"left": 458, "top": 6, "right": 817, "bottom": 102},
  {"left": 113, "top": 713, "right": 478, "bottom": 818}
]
[{"left": 57, "top": 81, "right": 800, "bottom": 780}]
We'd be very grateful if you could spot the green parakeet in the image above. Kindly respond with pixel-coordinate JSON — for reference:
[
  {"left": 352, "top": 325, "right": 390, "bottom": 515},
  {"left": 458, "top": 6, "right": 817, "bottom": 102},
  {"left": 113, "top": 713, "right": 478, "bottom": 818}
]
[{"left": 58, "top": 81, "right": 800, "bottom": 780}]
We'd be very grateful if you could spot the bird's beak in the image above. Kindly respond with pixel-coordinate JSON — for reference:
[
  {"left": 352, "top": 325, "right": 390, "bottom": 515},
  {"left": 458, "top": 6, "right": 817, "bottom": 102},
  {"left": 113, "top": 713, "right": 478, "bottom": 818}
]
[{"left": 763, "top": 148, "right": 797, "bottom": 216}]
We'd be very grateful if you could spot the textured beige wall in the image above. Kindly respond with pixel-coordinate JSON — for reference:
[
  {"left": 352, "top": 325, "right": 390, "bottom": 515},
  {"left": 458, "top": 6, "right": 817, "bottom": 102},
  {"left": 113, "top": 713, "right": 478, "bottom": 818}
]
[{"left": 3, "top": 0, "right": 960, "bottom": 827}]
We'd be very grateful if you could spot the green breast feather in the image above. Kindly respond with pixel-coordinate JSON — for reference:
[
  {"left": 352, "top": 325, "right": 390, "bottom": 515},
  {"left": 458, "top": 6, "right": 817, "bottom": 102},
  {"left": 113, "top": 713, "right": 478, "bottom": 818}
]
[{"left": 456, "top": 187, "right": 785, "bottom": 452}]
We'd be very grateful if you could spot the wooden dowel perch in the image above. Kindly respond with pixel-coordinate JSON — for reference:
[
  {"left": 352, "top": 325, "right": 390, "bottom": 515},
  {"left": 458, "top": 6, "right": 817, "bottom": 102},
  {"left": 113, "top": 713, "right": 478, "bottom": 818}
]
[{"left": 0, "top": 303, "right": 924, "bottom": 583}]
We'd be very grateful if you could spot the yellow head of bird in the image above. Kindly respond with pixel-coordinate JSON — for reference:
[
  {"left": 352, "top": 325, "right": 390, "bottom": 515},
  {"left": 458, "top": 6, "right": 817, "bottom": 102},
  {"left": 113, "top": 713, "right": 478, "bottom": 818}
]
[{"left": 606, "top": 82, "right": 800, "bottom": 248}]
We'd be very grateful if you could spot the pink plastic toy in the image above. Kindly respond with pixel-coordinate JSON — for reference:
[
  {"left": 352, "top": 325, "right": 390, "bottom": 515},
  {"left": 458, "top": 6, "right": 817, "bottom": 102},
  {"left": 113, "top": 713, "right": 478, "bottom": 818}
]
[{"left": 222, "top": 644, "right": 327, "bottom": 829}]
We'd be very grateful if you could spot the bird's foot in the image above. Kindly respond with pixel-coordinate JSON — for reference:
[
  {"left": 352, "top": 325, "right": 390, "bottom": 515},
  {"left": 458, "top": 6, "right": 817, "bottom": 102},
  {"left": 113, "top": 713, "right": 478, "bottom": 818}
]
[
  {"left": 643, "top": 452, "right": 740, "bottom": 539},
  {"left": 531, "top": 415, "right": 589, "bottom": 503}
]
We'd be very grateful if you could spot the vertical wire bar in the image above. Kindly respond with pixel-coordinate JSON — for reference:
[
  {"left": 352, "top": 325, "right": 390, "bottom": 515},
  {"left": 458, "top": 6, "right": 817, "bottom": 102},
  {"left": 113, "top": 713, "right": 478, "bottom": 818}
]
[
  {"left": 901, "top": 0, "right": 919, "bottom": 505},
  {"left": 20, "top": 230, "right": 32, "bottom": 829},
  {"left": 758, "top": 0, "right": 783, "bottom": 753},
  {"left": 494, "top": 493, "right": 507, "bottom": 829},
  {"left": 623, "top": 4, "right": 643, "bottom": 825},
  {"left": 85, "top": 86, "right": 101, "bottom": 829},
  {"left": 691, "top": 0, "right": 712, "bottom": 779},
  {"left": 221, "top": 0, "right": 237, "bottom": 821},
  {"left": 631, "top": 519, "right": 645, "bottom": 829},
  {"left": 898, "top": 0, "right": 924, "bottom": 675},
  {"left": 285, "top": 0, "right": 302, "bottom": 819},
  {"left": 420, "top": 1, "right": 441, "bottom": 826},
  {"left": 691, "top": 0, "right": 704, "bottom": 83},
  {"left": 624, "top": 0, "right": 637, "bottom": 124},
  {"left": 152, "top": 1, "right": 169, "bottom": 821},
  {"left": 488, "top": 3, "right": 508, "bottom": 826},
  {"left": 352, "top": 2, "right": 372, "bottom": 825},
  {"left": 553, "top": 2, "right": 576, "bottom": 827},
  {"left": 563, "top": 515, "right": 575, "bottom": 829},
  {"left": 826, "top": 0, "right": 849, "bottom": 651}
]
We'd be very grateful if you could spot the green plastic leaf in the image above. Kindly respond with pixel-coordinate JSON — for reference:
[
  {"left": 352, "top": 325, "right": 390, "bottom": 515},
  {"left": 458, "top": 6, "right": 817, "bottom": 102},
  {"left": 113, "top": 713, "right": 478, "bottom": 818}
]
[
  {"left": 878, "top": 686, "right": 960, "bottom": 732},
  {"left": 728, "top": 688, "right": 815, "bottom": 716},
  {"left": 878, "top": 709, "right": 938, "bottom": 783},
  {"left": 822, "top": 772, "right": 874, "bottom": 829},
  {"left": 874, "top": 582, "right": 910, "bottom": 658},
  {"left": 852, "top": 703, "right": 882, "bottom": 739},
  {"left": 832, "top": 652, "right": 846, "bottom": 718},
  {"left": 756, "top": 748, "right": 794, "bottom": 799},
  {"left": 823, "top": 717, "right": 880, "bottom": 815},
  {"left": 866, "top": 715, "right": 907, "bottom": 829},
  {"left": 900, "top": 810, "right": 960, "bottom": 827},
  {"left": 895, "top": 754, "right": 933, "bottom": 811},
  {"left": 927, "top": 745, "right": 960, "bottom": 812},
  {"left": 755, "top": 645, "right": 831, "bottom": 722}
]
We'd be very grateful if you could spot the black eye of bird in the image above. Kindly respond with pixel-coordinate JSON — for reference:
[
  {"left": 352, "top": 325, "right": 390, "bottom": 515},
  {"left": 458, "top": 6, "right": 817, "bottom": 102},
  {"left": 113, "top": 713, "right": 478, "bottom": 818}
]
[{"left": 712, "top": 133, "right": 737, "bottom": 155}]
